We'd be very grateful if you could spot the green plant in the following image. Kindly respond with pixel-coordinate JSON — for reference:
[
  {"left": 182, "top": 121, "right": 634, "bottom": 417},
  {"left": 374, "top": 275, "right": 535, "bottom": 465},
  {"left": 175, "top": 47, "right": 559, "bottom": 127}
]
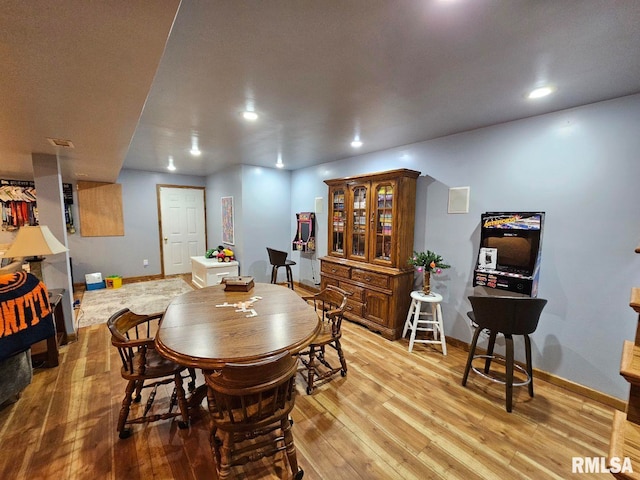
[{"left": 408, "top": 250, "right": 451, "bottom": 273}]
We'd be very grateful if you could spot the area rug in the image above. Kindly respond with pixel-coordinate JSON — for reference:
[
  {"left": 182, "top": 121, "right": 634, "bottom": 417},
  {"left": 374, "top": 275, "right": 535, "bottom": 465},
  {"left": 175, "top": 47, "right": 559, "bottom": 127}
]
[{"left": 77, "top": 277, "right": 194, "bottom": 328}]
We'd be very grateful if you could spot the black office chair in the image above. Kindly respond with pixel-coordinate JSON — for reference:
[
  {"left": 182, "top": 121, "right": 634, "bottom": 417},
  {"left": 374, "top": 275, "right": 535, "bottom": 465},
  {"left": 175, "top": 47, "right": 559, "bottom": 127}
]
[
  {"left": 267, "top": 247, "right": 296, "bottom": 290},
  {"left": 462, "top": 295, "right": 547, "bottom": 412}
]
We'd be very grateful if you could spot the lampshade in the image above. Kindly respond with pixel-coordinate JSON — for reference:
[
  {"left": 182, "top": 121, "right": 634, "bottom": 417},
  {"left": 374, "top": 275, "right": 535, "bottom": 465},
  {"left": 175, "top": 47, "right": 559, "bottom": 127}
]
[{"left": 3, "top": 225, "right": 68, "bottom": 258}]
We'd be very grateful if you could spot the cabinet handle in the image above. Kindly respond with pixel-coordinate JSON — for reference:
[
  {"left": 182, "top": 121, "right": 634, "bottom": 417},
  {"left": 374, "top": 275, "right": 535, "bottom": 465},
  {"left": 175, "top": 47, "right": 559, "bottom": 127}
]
[
  {"left": 370, "top": 212, "right": 375, "bottom": 225},
  {"left": 365, "top": 276, "right": 372, "bottom": 281},
  {"left": 331, "top": 268, "right": 337, "bottom": 273}
]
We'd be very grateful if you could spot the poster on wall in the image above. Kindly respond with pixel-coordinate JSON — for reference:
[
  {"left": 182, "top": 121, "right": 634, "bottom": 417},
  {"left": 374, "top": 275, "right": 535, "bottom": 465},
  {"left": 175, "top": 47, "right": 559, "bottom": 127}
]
[{"left": 221, "top": 196, "right": 234, "bottom": 245}]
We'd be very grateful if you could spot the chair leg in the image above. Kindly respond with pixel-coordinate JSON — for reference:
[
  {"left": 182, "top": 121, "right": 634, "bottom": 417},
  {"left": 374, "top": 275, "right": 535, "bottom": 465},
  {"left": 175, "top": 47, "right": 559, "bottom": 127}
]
[
  {"left": 505, "top": 334, "right": 514, "bottom": 412},
  {"left": 209, "top": 426, "right": 222, "bottom": 475},
  {"left": 335, "top": 338, "right": 347, "bottom": 376},
  {"left": 270, "top": 266, "right": 278, "bottom": 284},
  {"left": 187, "top": 368, "right": 197, "bottom": 392},
  {"left": 286, "top": 266, "right": 294, "bottom": 289},
  {"left": 215, "top": 431, "right": 232, "bottom": 480},
  {"left": 402, "top": 298, "right": 417, "bottom": 338},
  {"left": 306, "top": 345, "right": 317, "bottom": 394},
  {"left": 484, "top": 330, "right": 497, "bottom": 373},
  {"left": 462, "top": 326, "right": 483, "bottom": 386},
  {"left": 117, "top": 379, "right": 136, "bottom": 438},
  {"left": 282, "top": 416, "right": 301, "bottom": 478},
  {"left": 174, "top": 373, "right": 190, "bottom": 428},
  {"left": 134, "top": 379, "right": 144, "bottom": 402},
  {"left": 408, "top": 300, "right": 421, "bottom": 353},
  {"left": 524, "top": 334, "right": 534, "bottom": 397},
  {"left": 435, "top": 303, "right": 447, "bottom": 355}
]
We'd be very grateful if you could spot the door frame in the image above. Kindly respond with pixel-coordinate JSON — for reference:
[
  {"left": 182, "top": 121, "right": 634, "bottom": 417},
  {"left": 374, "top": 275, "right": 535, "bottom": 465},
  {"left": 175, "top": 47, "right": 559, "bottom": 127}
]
[{"left": 156, "top": 184, "right": 207, "bottom": 276}]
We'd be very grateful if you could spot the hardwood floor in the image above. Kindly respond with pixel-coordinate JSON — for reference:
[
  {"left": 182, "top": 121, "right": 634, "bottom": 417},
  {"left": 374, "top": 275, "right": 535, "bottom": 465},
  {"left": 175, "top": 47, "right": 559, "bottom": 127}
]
[{"left": 0, "top": 281, "right": 616, "bottom": 479}]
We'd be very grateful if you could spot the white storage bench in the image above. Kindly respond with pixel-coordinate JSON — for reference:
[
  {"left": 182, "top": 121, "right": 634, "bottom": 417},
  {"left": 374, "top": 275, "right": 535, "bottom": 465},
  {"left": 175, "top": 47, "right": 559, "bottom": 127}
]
[{"left": 191, "top": 256, "right": 239, "bottom": 288}]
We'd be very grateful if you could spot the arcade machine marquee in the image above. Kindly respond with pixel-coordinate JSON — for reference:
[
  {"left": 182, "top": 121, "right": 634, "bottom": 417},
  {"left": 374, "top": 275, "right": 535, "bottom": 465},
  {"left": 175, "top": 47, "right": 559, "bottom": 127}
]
[{"left": 473, "top": 212, "right": 545, "bottom": 297}]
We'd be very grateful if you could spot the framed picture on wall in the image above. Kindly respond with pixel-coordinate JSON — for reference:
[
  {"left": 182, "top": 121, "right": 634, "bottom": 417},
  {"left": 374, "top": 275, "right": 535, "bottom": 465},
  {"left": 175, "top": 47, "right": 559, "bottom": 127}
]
[{"left": 221, "top": 196, "right": 234, "bottom": 245}]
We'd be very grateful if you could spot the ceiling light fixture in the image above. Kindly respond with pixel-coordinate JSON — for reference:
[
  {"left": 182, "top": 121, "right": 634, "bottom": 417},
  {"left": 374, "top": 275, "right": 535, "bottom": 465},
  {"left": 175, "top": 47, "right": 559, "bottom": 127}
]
[
  {"left": 351, "top": 135, "right": 363, "bottom": 148},
  {"left": 276, "top": 152, "right": 284, "bottom": 168},
  {"left": 528, "top": 86, "right": 555, "bottom": 99},
  {"left": 167, "top": 156, "right": 176, "bottom": 171},
  {"left": 243, "top": 110, "right": 259, "bottom": 121},
  {"left": 190, "top": 135, "right": 201, "bottom": 156}
]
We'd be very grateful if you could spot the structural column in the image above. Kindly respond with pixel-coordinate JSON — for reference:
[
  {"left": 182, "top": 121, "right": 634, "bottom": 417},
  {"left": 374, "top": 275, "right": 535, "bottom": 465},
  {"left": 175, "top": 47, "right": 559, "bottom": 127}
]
[{"left": 32, "top": 153, "right": 75, "bottom": 338}]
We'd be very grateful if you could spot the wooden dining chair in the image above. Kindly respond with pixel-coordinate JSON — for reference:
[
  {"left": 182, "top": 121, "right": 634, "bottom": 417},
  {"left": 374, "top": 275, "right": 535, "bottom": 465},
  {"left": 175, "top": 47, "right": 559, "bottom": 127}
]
[
  {"left": 297, "top": 285, "right": 350, "bottom": 394},
  {"left": 107, "top": 308, "right": 193, "bottom": 439},
  {"left": 205, "top": 351, "right": 303, "bottom": 479}
]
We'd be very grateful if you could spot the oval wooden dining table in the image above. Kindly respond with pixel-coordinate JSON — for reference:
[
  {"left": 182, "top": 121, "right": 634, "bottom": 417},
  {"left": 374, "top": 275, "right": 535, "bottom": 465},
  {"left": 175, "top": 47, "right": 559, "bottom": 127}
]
[{"left": 155, "top": 282, "right": 321, "bottom": 371}]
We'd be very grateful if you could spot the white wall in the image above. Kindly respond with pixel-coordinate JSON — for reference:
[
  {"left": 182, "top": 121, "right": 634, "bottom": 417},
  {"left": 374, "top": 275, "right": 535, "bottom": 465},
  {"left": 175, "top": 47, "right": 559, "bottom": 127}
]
[
  {"left": 291, "top": 94, "right": 640, "bottom": 400},
  {"left": 68, "top": 169, "right": 206, "bottom": 282},
  {"left": 240, "top": 166, "right": 291, "bottom": 282},
  {"left": 205, "top": 165, "right": 291, "bottom": 283}
]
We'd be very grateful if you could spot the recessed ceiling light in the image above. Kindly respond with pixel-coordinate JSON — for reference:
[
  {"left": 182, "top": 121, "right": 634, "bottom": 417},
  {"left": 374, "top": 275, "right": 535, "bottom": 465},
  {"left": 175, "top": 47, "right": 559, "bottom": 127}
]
[
  {"left": 276, "top": 153, "right": 284, "bottom": 168},
  {"left": 167, "top": 156, "right": 176, "bottom": 171},
  {"left": 243, "top": 111, "right": 259, "bottom": 121},
  {"left": 351, "top": 139, "right": 363, "bottom": 148},
  {"left": 528, "top": 86, "right": 555, "bottom": 99},
  {"left": 190, "top": 134, "right": 201, "bottom": 156}
]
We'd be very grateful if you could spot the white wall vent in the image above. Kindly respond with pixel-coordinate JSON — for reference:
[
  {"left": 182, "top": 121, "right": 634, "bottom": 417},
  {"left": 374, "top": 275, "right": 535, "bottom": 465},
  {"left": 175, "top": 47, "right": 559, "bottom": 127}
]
[{"left": 47, "top": 137, "right": 75, "bottom": 148}]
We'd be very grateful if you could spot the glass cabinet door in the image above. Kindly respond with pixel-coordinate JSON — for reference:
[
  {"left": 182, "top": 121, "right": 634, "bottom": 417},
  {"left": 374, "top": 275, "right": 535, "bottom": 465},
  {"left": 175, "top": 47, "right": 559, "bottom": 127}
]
[
  {"left": 349, "top": 184, "right": 368, "bottom": 261},
  {"left": 373, "top": 182, "right": 394, "bottom": 264},
  {"left": 329, "top": 187, "right": 346, "bottom": 256}
]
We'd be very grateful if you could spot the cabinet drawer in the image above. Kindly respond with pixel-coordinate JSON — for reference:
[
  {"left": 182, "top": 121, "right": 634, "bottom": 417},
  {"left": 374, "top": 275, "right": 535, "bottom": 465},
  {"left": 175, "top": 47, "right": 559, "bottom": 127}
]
[
  {"left": 338, "top": 282, "right": 365, "bottom": 302},
  {"left": 351, "top": 268, "right": 388, "bottom": 289},
  {"left": 321, "top": 262, "right": 351, "bottom": 279},
  {"left": 321, "top": 277, "right": 339, "bottom": 289},
  {"left": 345, "top": 298, "right": 364, "bottom": 318}
]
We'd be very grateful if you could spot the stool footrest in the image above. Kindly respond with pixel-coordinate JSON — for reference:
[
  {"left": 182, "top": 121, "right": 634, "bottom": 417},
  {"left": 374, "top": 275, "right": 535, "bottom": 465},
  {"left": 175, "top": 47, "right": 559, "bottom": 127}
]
[{"left": 470, "top": 355, "right": 531, "bottom": 387}]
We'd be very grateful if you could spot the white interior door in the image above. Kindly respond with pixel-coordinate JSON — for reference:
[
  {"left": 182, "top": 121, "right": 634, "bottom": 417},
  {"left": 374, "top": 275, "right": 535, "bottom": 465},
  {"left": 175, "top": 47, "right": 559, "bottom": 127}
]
[{"left": 159, "top": 186, "right": 206, "bottom": 275}]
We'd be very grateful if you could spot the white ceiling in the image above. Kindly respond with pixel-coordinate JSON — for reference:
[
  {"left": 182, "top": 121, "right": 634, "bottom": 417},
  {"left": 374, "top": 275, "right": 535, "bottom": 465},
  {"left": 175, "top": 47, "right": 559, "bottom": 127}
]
[{"left": 2, "top": 1, "right": 640, "bottom": 183}]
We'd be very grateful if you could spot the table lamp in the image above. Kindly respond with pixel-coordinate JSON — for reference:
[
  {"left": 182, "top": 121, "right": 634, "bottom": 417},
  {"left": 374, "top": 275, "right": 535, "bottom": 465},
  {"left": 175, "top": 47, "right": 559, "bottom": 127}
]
[{"left": 3, "top": 225, "right": 68, "bottom": 280}]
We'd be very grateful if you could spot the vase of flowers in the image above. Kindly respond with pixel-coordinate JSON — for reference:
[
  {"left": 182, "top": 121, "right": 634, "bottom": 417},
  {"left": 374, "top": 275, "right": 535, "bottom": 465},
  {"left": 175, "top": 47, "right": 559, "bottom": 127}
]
[{"left": 408, "top": 250, "right": 451, "bottom": 294}]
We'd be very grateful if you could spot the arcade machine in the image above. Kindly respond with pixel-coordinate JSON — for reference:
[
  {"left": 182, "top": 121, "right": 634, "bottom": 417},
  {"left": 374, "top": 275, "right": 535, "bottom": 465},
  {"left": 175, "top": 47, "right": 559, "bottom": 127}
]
[
  {"left": 292, "top": 212, "right": 316, "bottom": 252},
  {"left": 473, "top": 212, "right": 545, "bottom": 297}
]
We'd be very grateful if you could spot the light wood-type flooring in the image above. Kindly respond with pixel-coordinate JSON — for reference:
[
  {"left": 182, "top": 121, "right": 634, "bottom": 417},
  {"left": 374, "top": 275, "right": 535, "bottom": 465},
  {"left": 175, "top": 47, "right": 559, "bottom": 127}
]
[{"left": 0, "top": 282, "right": 617, "bottom": 479}]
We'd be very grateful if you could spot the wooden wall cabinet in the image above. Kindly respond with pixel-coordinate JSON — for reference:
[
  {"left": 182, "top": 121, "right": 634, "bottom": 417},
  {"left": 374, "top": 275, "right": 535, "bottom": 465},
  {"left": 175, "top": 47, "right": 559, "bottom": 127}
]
[{"left": 321, "top": 168, "right": 420, "bottom": 340}]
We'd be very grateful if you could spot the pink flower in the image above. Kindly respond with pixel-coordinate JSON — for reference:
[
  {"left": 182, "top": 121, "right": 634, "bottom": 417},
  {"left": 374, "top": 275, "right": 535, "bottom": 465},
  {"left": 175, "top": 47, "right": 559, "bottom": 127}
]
[
  {"left": 436, "top": 268, "right": 442, "bottom": 274},
  {"left": 416, "top": 266, "right": 423, "bottom": 272}
]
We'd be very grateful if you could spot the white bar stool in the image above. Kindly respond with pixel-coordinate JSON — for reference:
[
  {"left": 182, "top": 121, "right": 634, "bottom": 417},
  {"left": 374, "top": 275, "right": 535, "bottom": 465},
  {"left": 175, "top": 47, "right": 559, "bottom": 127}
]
[{"left": 402, "top": 290, "right": 447, "bottom": 355}]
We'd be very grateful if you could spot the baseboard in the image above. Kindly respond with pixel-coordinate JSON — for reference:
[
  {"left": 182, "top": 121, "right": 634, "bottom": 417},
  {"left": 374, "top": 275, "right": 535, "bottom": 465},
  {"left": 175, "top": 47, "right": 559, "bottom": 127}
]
[
  {"left": 73, "top": 273, "right": 167, "bottom": 291},
  {"left": 295, "top": 281, "right": 320, "bottom": 293},
  {"left": 65, "top": 332, "right": 78, "bottom": 343},
  {"left": 446, "top": 336, "right": 627, "bottom": 412}
]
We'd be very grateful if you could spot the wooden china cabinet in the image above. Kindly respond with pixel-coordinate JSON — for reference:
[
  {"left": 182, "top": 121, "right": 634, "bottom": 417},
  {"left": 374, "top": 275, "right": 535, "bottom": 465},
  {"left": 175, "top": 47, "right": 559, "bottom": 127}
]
[{"left": 320, "top": 168, "right": 420, "bottom": 340}]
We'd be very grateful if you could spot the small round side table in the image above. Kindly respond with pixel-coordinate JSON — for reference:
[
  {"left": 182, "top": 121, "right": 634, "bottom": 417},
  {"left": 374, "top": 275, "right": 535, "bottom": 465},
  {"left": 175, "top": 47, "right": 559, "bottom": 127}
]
[{"left": 402, "top": 290, "right": 447, "bottom": 355}]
